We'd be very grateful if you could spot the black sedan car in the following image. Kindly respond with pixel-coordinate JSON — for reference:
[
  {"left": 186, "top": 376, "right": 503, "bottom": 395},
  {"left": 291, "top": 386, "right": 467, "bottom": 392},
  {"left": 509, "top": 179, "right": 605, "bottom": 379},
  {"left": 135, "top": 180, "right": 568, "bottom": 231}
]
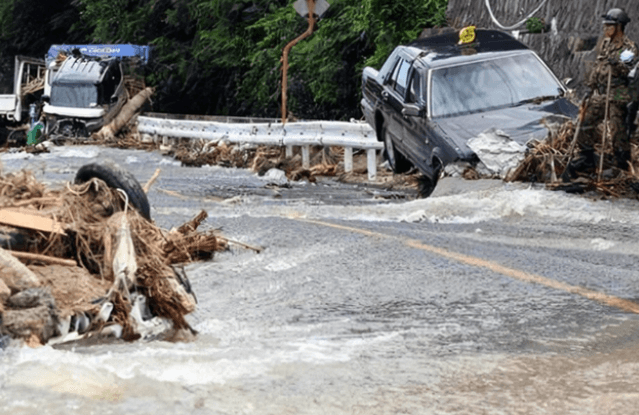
[{"left": 361, "top": 28, "right": 578, "bottom": 196}]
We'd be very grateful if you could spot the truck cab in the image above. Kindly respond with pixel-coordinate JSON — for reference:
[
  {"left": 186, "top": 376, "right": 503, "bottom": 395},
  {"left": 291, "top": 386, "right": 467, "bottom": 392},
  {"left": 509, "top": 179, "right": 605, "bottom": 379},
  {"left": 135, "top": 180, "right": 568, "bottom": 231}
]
[
  {"left": 0, "top": 56, "right": 45, "bottom": 123},
  {"left": 43, "top": 56, "right": 126, "bottom": 139}
]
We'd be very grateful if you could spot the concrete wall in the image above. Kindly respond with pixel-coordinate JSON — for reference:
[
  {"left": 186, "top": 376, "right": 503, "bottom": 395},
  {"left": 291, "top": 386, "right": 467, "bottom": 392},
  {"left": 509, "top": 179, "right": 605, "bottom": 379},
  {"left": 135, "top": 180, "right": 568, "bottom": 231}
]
[{"left": 445, "top": 0, "right": 639, "bottom": 96}]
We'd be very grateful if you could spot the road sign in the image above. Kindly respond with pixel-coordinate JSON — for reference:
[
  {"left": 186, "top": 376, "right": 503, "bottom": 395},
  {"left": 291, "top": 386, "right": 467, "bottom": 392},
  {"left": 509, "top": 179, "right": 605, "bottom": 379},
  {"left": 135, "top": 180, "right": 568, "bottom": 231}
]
[{"left": 293, "top": 0, "right": 330, "bottom": 19}]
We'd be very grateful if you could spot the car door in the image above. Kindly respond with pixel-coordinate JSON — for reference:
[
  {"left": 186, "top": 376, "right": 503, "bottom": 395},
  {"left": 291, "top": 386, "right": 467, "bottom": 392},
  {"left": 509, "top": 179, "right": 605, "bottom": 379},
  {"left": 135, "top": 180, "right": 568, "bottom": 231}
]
[
  {"left": 400, "top": 67, "right": 433, "bottom": 172},
  {"left": 381, "top": 56, "right": 412, "bottom": 152}
]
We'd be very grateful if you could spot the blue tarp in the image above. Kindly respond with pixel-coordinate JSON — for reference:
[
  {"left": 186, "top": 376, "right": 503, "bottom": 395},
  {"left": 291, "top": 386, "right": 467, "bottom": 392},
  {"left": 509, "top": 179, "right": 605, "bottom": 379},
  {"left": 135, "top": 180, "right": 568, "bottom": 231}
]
[{"left": 46, "top": 44, "right": 151, "bottom": 65}]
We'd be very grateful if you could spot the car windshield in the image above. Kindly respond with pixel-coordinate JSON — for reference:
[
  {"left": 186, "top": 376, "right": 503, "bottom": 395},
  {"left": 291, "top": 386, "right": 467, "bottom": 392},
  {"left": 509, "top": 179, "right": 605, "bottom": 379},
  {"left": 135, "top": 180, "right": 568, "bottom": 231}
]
[
  {"left": 430, "top": 53, "right": 563, "bottom": 118},
  {"left": 50, "top": 84, "right": 98, "bottom": 108}
]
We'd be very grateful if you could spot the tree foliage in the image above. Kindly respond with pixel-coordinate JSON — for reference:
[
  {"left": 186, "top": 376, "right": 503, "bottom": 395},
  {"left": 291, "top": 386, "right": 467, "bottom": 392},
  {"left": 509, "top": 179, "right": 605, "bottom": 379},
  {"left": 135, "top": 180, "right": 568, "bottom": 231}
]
[{"left": 0, "top": 0, "right": 448, "bottom": 119}]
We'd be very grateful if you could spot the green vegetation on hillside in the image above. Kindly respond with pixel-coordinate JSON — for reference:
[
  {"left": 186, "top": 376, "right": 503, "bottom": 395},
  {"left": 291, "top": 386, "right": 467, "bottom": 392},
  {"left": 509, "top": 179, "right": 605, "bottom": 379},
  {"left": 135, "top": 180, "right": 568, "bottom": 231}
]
[{"left": 0, "top": 0, "right": 448, "bottom": 119}]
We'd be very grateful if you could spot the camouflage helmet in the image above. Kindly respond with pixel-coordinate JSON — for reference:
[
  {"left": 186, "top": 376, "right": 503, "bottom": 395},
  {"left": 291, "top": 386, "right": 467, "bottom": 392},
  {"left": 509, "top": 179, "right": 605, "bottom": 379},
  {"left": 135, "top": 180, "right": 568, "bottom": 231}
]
[{"left": 602, "top": 8, "right": 631, "bottom": 26}]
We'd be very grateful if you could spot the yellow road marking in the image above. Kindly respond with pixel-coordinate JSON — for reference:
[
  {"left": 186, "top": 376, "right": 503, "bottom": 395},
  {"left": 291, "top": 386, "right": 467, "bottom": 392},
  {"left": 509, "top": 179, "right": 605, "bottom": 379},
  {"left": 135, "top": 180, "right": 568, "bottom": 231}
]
[{"left": 299, "top": 218, "right": 639, "bottom": 314}]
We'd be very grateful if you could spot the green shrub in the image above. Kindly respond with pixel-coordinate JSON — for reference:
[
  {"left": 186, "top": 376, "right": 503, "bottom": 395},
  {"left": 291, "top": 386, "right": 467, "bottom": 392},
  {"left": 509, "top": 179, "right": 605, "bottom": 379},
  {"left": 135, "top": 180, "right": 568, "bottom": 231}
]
[{"left": 526, "top": 17, "right": 544, "bottom": 34}]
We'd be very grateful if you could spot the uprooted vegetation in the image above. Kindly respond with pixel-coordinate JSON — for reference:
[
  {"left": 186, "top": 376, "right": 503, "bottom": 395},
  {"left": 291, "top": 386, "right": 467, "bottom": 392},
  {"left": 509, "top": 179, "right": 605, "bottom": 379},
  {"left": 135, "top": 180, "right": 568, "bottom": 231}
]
[
  {"left": 505, "top": 119, "right": 639, "bottom": 198},
  {"left": 0, "top": 168, "right": 226, "bottom": 347}
]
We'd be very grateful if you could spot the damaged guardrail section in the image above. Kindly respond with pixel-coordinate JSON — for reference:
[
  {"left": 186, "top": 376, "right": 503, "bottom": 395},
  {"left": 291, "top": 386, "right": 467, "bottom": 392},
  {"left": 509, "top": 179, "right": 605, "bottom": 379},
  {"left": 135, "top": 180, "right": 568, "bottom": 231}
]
[{"left": 137, "top": 116, "right": 383, "bottom": 180}]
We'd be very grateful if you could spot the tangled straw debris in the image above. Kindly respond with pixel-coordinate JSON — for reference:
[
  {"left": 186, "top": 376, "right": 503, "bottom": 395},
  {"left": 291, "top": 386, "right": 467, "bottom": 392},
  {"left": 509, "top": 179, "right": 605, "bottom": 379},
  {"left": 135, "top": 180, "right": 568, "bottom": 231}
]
[
  {"left": 506, "top": 119, "right": 639, "bottom": 198},
  {"left": 0, "top": 169, "right": 227, "bottom": 347}
]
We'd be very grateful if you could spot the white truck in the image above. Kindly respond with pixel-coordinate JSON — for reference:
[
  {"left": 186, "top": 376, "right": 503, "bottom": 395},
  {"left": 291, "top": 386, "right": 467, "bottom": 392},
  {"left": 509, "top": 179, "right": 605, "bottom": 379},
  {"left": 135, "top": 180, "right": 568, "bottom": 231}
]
[
  {"left": 0, "top": 44, "right": 150, "bottom": 145},
  {"left": 0, "top": 55, "right": 46, "bottom": 144}
]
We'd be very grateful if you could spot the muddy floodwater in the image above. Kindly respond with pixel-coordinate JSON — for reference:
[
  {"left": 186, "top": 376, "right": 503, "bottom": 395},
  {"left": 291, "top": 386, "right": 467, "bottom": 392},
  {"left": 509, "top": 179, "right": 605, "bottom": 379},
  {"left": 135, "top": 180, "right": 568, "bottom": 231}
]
[{"left": 2, "top": 146, "right": 639, "bottom": 414}]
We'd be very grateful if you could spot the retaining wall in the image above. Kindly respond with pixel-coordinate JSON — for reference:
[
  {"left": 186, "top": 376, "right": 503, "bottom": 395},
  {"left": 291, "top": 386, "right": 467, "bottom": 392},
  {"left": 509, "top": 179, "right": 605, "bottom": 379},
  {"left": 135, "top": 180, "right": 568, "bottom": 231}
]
[{"left": 446, "top": 0, "right": 639, "bottom": 96}]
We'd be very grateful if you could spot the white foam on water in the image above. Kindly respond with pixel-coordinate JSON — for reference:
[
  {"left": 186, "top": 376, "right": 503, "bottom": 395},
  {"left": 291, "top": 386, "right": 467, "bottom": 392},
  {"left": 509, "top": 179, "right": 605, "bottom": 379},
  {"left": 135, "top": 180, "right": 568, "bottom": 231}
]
[
  {"left": 159, "top": 158, "right": 181, "bottom": 166},
  {"left": 50, "top": 147, "right": 100, "bottom": 159},
  {"left": 164, "top": 179, "right": 638, "bottom": 227},
  {"left": 0, "top": 316, "right": 397, "bottom": 389},
  {"left": 274, "top": 185, "right": 639, "bottom": 226},
  {"left": 591, "top": 238, "right": 616, "bottom": 251},
  {"left": 1, "top": 153, "right": 33, "bottom": 161}
]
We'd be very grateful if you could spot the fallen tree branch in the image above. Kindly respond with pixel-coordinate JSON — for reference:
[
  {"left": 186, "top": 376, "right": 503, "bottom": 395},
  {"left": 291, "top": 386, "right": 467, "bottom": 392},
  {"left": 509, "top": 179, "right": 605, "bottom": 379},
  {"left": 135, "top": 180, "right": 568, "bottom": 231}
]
[
  {"left": 10, "top": 251, "right": 77, "bottom": 267},
  {"left": 219, "top": 237, "right": 263, "bottom": 253},
  {"left": 143, "top": 168, "right": 161, "bottom": 193}
]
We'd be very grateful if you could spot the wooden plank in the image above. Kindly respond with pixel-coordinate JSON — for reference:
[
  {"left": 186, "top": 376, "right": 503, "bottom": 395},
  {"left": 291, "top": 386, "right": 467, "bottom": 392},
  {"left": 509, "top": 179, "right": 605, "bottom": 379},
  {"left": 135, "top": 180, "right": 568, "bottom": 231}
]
[{"left": 0, "top": 208, "right": 65, "bottom": 235}]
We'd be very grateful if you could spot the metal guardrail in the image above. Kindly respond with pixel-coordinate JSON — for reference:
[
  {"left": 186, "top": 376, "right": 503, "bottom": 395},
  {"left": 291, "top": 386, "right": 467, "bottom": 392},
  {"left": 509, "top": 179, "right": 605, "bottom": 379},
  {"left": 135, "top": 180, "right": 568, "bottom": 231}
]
[{"left": 137, "top": 115, "right": 383, "bottom": 180}]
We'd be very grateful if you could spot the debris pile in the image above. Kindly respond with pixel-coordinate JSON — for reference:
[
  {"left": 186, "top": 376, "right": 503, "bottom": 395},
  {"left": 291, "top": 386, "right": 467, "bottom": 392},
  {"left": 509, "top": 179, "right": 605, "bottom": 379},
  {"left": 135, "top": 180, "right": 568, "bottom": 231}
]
[
  {"left": 0, "top": 168, "right": 224, "bottom": 347},
  {"left": 101, "top": 132, "right": 356, "bottom": 183},
  {"left": 506, "top": 119, "right": 639, "bottom": 197}
]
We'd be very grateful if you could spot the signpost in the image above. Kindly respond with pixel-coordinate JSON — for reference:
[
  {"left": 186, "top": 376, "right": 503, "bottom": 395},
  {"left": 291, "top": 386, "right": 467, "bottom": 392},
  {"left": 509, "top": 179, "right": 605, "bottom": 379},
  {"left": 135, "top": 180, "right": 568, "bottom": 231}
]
[
  {"left": 281, "top": 0, "right": 330, "bottom": 125},
  {"left": 293, "top": 0, "right": 330, "bottom": 19}
]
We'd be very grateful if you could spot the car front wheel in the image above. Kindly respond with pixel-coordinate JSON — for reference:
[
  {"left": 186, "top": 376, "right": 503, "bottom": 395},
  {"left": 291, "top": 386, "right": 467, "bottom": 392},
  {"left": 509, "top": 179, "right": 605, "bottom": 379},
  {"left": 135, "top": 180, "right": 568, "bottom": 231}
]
[
  {"left": 381, "top": 124, "right": 412, "bottom": 174},
  {"left": 417, "top": 159, "right": 442, "bottom": 198}
]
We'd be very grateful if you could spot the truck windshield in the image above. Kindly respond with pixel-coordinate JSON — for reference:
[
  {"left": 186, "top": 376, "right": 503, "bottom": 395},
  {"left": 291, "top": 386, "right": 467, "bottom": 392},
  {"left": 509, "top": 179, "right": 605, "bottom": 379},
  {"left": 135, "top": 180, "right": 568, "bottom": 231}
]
[
  {"left": 50, "top": 84, "right": 98, "bottom": 108},
  {"left": 430, "top": 53, "right": 563, "bottom": 118}
]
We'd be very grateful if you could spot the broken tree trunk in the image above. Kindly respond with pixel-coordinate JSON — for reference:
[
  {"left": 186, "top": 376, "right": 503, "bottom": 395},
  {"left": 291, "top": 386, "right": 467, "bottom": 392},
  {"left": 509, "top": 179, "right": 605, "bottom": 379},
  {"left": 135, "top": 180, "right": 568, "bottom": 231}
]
[{"left": 95, "top": 87, "right": 154, "bottom": 140}]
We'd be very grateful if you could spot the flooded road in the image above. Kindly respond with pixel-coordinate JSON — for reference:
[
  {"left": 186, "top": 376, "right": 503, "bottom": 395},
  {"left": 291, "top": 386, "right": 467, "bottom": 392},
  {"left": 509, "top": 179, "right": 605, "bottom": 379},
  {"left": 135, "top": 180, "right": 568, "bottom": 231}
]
[{"left": 2, "top": 146, "right": 639, "bottom": 414}]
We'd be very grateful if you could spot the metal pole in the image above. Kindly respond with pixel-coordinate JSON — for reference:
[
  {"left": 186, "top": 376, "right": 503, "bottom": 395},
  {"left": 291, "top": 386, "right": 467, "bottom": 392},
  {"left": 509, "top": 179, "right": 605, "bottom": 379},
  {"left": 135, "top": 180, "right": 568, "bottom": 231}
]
[{"left": 281, "top": 0, "right": 316, "bottom": 124}]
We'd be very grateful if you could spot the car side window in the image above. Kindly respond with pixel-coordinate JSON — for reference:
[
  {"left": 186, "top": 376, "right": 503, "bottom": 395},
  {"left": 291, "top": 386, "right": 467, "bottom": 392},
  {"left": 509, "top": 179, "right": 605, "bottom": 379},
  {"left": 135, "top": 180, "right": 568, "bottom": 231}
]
[
  {"left": 388, "top": 59, "right": 401, "bottom": 87},
  {"left": 406, "top": 70, "right": 422, "bottom": 103},
  {"left": 394, "top": 60, "right": 411, "bottom": 96}
]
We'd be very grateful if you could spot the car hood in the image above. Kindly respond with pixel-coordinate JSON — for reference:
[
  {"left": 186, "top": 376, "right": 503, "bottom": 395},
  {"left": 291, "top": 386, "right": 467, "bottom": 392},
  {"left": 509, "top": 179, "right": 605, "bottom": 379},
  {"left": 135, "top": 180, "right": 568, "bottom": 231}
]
[{"left": 433, "top": 98, "right": 578, "bottom": 159}]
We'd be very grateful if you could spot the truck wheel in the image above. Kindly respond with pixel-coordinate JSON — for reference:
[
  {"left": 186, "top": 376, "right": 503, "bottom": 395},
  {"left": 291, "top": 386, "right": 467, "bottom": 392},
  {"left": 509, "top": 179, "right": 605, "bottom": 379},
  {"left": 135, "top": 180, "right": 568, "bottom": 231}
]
[
  {"left": 381, "top": 124, "right": 412, "bottom": 174},
  {"left": 75, "top": 162, "right": 151, "bottom": 221},
  {"left": 8, "top": 130, "right": 26, "bottom": 146}
]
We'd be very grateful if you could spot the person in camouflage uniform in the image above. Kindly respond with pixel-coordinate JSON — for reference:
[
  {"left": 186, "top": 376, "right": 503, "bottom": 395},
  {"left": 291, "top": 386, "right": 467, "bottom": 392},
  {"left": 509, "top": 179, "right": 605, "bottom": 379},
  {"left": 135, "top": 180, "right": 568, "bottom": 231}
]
[{"left": 566, "top": 8, "right": 639, "bottom": 179}]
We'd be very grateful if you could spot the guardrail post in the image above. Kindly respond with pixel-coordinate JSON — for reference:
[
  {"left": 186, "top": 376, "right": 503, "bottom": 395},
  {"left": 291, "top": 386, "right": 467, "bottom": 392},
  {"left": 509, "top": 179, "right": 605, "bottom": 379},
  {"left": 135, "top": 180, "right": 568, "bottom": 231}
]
[
  {"left": 344, "top": 147, "right": 353, "bottom": 173},
  {"left": 302, "top": 145, "right": 310, "bottom": 169},
  {"left": 367, "top": 149, "right": 377, "bottom": 181},
  {"left": 286, "top": 145, "right": 294, "bottom": 158}
]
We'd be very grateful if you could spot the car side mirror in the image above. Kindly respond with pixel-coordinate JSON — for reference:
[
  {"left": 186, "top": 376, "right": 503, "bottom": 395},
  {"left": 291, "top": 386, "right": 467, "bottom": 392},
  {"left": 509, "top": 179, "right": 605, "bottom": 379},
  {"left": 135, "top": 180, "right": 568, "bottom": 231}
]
[{"left": 402, "top": 103, "right": 424, "bottom": 117}]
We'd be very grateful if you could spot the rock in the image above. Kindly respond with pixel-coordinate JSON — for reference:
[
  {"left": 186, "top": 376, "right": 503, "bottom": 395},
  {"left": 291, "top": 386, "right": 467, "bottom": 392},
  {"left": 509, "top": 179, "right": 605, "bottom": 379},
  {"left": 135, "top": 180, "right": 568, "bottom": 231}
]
[
  {"left": 0, "top": 279, "right": 10, "bottom": 302},
  {"left": 7, "top": 287, "right": 55, "bottom": 309},
  {"left": 0, "top": 246, "right": 41, "bottom": 291},
  {"left": 2, "top": 305, "right": 59, "bottom": 343},
  {"left": 2, "top": 288, "right": 59, "bottom": 344}
]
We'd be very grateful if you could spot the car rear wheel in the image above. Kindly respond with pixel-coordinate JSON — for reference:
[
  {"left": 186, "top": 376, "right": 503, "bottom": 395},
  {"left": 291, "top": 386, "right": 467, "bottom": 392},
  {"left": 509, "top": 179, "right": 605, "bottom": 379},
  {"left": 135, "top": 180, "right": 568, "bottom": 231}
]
[
  {"left": 75, "top": 162, "right": 151, "bottom": 221},
  {"left": 381, "top": 124, "right": 412, "bottom": 174}
]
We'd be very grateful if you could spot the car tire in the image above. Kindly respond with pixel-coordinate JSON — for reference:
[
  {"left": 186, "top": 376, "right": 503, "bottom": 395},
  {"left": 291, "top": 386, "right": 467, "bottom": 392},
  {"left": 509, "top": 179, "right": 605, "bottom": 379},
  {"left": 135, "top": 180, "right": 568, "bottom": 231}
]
[
  {"left": 0, "top": 228, "right": 28, "bottom": 251},
  {"left": 381, "top": 124, "right": 412, "bottom": 174},
  {"left": 417, "top": 159, "right": 442, "bottom": 198},
  {"left": 75, "top": 162, "right": 151, "bottom": 221}
]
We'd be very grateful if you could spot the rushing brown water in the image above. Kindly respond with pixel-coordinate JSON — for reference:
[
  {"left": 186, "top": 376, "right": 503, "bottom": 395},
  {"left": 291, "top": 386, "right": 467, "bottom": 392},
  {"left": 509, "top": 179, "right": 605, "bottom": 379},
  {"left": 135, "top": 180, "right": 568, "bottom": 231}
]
[{"left": 2, "top": 146, "right": 639, "bottom": 414}]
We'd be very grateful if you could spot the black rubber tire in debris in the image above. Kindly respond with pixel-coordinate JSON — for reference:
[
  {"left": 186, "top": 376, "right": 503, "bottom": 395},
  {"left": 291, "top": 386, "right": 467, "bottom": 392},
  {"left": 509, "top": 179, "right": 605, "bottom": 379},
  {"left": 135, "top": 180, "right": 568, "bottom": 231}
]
[
  {"left": 0, "top": 229, "right": 28, "bottom": 251},
  {"left": 74, "top": 162, "right": 151, "bottom": 221}
]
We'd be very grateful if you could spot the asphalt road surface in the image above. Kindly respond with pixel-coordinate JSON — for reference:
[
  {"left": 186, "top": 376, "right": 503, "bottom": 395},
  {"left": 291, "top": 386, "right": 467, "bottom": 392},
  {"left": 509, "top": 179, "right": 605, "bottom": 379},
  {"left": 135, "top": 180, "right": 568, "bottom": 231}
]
[{"left": 2, "top": 145, "right": 639, "bottom": 414}]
